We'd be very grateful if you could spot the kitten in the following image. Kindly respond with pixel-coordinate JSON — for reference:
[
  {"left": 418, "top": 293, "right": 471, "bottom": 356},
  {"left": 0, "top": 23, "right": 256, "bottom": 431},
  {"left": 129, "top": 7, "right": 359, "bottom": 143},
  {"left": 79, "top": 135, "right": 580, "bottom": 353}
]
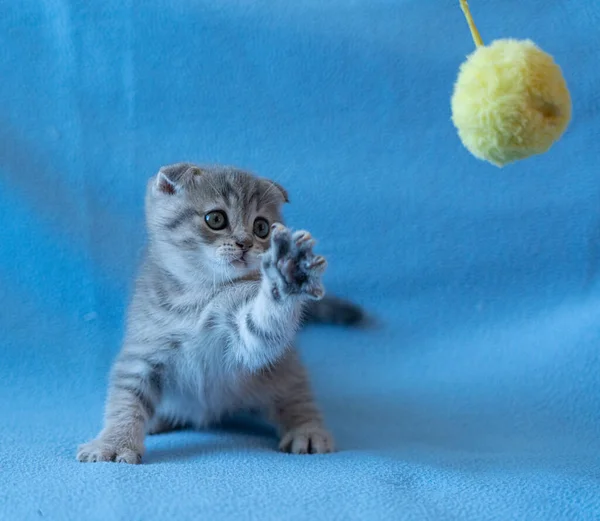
[{"left": 77, "top": 163, "right": 363, "bottom": 464}]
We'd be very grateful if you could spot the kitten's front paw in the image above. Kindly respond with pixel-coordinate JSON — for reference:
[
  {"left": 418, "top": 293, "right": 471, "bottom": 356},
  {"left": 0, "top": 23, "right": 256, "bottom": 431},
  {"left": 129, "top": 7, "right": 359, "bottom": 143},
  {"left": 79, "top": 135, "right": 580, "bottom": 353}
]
[
  {"left": 262, "top": 224, "right": 326, "bottom": 300},
  {"left": 279, "top": 424, "right": 335, "bottom": 454},
  {"left": 77, "top": 438, "right": 142, "bottom": 464}
]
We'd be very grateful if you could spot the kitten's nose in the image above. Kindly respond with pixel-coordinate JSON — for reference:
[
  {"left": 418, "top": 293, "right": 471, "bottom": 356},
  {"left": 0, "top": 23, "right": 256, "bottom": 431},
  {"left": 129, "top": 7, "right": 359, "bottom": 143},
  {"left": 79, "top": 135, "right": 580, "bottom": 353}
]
[{"left": 235, "top": 237, "right": 253, "bottom": 251}]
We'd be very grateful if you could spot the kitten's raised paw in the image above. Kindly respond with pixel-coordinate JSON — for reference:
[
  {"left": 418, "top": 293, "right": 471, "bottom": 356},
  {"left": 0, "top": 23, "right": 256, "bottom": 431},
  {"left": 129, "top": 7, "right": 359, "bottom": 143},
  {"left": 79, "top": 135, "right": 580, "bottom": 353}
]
[
  {"left": 77, "top": 439, "right": 142, "bottom": 464},
  {"left": 262, "top": 224, "right": 326, "bottom": 300},
  {"left": 279, "top": 424, "right": 335, "bottom": 454}
]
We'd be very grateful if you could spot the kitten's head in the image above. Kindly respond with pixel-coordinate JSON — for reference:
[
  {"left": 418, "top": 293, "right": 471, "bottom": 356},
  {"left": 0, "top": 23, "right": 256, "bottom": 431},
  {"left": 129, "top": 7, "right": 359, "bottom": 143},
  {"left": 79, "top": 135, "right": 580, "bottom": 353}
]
[{"left": 146, "top": 163, "right": 288, "bottom": 280}]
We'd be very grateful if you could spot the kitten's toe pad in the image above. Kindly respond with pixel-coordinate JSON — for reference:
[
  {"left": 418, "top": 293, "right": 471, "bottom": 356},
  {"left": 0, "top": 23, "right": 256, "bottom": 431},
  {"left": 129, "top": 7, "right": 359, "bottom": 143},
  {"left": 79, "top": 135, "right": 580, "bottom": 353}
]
[
  {"left": 305, "top": 255, "right": 327, "bottom": 274},
  {"left": 77, "top": 439, "right": 142, "bottom": 464},
  {"left": 293, "top": 230, "right": 315, "bottom": 251},
  {"left": 279, "top": 424, "right": 335, "bottom": 455},
  {"left": 270, "top": 224, "right": 292, "bottom": 257}
]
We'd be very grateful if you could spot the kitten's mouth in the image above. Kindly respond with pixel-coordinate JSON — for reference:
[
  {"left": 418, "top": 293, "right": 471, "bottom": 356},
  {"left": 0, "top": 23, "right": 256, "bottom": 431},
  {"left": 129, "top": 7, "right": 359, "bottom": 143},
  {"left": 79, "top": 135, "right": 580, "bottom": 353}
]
[{"left": 230, "top": 252, "right": 248, "bottom": 268}]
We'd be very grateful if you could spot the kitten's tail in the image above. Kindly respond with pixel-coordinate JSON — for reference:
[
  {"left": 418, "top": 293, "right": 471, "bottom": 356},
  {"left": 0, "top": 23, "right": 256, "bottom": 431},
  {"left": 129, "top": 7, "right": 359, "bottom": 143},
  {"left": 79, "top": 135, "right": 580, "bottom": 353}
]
[{"left": 303, "top": 295, "right": 366, "bottom": 326}]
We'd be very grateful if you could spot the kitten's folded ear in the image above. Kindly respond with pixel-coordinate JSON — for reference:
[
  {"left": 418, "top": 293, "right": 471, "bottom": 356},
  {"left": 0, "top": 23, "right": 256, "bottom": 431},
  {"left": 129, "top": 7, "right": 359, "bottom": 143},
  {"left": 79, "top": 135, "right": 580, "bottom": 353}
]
[
  {"left": 155, "top": 163, "right": 203, "bottom": 195},
  {"left": 262, "top": 180, "right": 289, "bottom": 203},
  {"left": 273, "top": 182, "right": 289, "bottom": 203}
]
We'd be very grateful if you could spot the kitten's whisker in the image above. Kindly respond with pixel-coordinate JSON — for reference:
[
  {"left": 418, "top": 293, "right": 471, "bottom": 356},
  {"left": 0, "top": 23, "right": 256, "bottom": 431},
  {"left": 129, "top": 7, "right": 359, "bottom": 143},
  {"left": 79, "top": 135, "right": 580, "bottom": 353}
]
[
  {"left": 203, "top": 172, "right": 223, "bottom": 200},
  {"left": 262, "top": 181, "right": 280, "bottom": 204}
]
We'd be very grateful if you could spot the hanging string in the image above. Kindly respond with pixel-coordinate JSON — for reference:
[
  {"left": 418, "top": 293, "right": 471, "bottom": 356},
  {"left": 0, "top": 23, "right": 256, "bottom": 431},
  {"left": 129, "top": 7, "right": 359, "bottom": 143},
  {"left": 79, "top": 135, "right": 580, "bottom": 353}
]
[{"left": 459, "top": 0, "right": 484, "bottom": 48}]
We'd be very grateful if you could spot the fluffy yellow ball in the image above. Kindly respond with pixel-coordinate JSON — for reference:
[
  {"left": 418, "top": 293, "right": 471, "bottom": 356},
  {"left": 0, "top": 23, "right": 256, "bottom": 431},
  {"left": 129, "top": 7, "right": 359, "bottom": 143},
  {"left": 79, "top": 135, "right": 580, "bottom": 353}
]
[{"left": 450, "top": 2, "right": 572, "bottom": 167}]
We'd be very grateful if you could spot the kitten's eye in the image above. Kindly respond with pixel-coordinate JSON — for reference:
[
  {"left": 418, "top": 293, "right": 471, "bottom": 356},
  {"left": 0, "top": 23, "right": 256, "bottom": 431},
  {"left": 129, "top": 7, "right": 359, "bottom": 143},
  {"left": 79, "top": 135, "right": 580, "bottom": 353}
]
[
  {"left": 204, "top": 210, "right": 228, "bottom": 230},
  {"left": 253, "top": 217, "right": 270, "bottom": 239}
]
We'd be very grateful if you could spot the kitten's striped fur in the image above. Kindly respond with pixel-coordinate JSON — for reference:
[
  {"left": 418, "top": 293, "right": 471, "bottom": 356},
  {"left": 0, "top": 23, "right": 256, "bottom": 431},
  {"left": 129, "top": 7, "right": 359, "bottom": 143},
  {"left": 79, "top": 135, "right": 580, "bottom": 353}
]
[{"left": 77, "top": 163, "right": 362, "bottom": 463}]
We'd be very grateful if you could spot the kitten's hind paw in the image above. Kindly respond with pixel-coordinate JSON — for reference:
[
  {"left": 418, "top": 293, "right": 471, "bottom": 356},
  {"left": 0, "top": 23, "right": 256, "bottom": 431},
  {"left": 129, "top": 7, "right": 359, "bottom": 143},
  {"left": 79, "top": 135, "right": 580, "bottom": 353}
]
[
  {"left": 262, "top": 224, "right": 326, "bottom": 301},
  {"left": 77, "top": 438, "right": 142, "bottom": 464},
  {"left": 279, "top": 424, "right": 335, "bottom": 454}
]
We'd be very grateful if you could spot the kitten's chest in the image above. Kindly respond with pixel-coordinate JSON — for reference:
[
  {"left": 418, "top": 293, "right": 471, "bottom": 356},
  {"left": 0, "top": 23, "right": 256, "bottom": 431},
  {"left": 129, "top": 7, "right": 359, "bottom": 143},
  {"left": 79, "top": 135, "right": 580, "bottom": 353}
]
[{"left": 160, "top": 333, "right": 248, "bottom": 420}]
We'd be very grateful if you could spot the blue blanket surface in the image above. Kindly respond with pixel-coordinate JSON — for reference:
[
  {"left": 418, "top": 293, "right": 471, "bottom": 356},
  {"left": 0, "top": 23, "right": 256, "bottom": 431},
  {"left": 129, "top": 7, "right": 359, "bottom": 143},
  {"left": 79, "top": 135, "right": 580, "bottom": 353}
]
[{"left": 1, "top": 1, "right": 599, "bottom": 519}]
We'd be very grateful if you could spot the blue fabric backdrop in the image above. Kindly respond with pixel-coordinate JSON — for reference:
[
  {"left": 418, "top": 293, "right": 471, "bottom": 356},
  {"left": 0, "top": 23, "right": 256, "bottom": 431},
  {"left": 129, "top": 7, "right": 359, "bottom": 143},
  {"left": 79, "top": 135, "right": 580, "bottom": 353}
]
[{"left": 1, "top": 1, "right": 599, "bottom": 520}]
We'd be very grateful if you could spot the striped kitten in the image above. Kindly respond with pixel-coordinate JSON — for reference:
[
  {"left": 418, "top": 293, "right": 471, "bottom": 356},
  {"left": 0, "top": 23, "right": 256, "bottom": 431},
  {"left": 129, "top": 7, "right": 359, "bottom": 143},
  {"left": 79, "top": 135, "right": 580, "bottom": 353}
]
[{"left": 77, "top": 163, "right": 363, "bottom": 464}]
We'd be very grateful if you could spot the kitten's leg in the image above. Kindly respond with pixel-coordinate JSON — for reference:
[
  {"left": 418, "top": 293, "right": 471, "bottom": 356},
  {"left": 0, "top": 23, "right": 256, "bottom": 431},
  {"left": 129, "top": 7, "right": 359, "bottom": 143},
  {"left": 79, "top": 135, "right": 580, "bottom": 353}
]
[
  {"left": 77, "top": 349, "right": 162, "bottom": 464},
  {"left": 146, "top": 416, "right": 188, "bottom": 435},
  {"left": 268, "top": 352, "right": 334, "bottom": 455},
  {"left": 227, "top": 224, "right": 327, "bottom": 372}
]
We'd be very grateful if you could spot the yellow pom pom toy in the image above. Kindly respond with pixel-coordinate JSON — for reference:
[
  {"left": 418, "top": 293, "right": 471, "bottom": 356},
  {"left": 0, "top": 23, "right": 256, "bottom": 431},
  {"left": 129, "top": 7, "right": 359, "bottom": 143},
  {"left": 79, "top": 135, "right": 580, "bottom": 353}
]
[{"left": 451, "top": 0, "right": 572, "bottom": 167}]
